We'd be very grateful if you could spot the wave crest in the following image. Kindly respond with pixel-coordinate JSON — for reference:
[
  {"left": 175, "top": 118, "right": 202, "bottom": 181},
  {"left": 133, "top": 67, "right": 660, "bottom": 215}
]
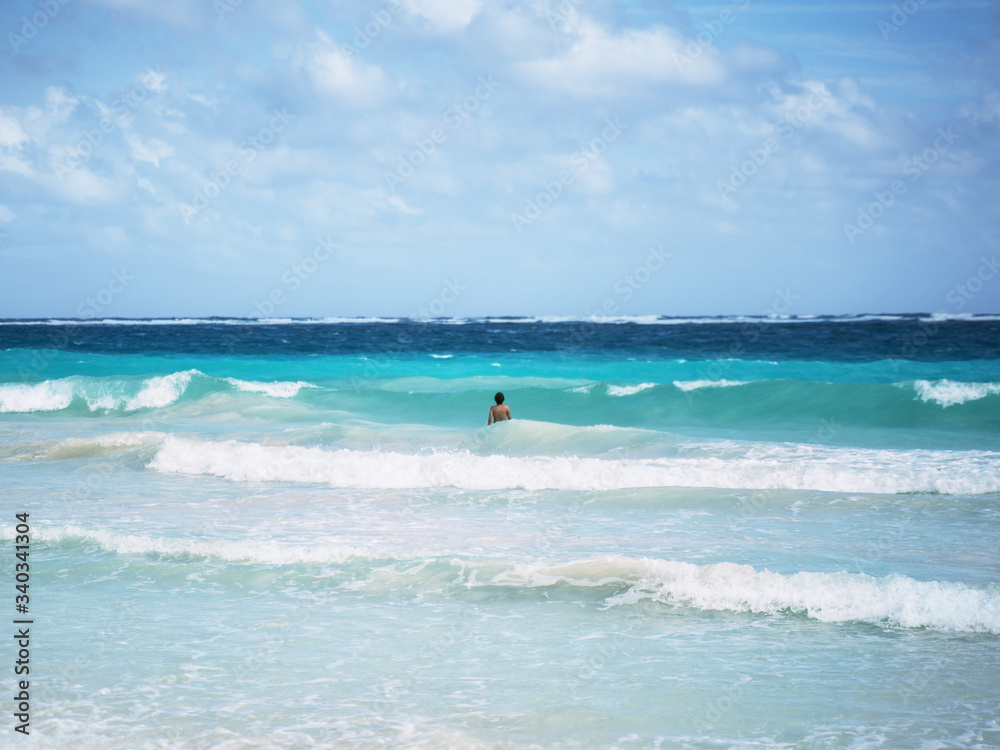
[
  {"left": 10, "top": 528, "right": 997, "bottom": 634},
  {"left": 598, "top": 557, "right": 1000, "bottom": 634},
  {"left": 0, "top": 371, "right": 320, "bottom": 413},
  {"left": 913, "top": 379, "right": 1000, "bottom": 407},
  {"left": 225, "top": 378, "right": 317, "bottom": 398},
  {"left": 147, "top": 437, "right": 1000, "bottom": 495},
  {"left": 607, "top": 382, "right": 657, "bottom": 397}
]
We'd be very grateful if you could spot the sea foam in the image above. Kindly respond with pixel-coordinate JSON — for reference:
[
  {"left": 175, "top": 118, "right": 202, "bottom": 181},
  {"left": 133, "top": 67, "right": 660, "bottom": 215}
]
[
  {"left": 14, "top": 526, "right": 999, "bottom": 634},
  {"left": 672, "top": 379, "right": 748, "bottom": 391},
  {"left": 0, "top": 370, "right": 319, "bottom": 413},
  {"left": 913, "top": 379, "right": 1000, "bottom": 407},
  {"left": 531, "top": 556, "right": 1000, "bottom": 634},
  {"left": 225, "top": 377, "right": 317, "bottom": 398},
  {"left": 20, "top": 525, "right": 421, "bottom": 564},
  {"left": 606, "top": 382, "right": 657, "bottom": 397},
  {"left": 148, "top": 437, "right": 1000, "bottom": 495},
  {"left": 0, "top": 380, "right": 74, "bottom": 412},
  {"left": 124, "top": 370, "right": 197, "bottom": 410}
]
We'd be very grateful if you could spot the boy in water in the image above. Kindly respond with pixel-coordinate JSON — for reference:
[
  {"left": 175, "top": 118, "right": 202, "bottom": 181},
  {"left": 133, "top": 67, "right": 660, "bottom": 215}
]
[{"left": 488, "top": 392, "right": 512, "bottom": 425}]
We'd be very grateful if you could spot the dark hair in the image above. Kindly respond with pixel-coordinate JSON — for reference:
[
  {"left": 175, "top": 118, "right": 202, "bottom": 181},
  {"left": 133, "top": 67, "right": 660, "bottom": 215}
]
[{"left": 494, "top": 392, "right": 504, "bottom": 404}]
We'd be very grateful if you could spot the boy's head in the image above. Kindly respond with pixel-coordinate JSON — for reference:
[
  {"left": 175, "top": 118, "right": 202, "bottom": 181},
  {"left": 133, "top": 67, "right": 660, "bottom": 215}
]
[{"left": 494, "top": 392, "right": 504, "bottom": 405}]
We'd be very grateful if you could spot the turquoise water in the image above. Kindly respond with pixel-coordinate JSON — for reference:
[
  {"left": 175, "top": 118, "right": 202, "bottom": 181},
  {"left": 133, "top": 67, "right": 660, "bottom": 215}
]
[{"left": 2, "top": 317, "right": 999, "bottom": 748}]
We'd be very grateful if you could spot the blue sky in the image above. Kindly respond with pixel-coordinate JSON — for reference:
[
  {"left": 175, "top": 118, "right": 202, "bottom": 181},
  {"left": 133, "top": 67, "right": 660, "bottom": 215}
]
[{"left": 0, "top": 0, "right": 997, "bottom": 318}]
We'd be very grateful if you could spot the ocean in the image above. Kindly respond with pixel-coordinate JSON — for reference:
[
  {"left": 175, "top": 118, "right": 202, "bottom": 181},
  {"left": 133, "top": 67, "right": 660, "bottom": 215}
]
[{"left": 1, "top": 315, "right": 999, "bottom": 749}]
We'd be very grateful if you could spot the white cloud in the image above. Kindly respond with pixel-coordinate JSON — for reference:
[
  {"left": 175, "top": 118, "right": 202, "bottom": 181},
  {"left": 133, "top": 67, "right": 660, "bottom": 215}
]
[
  {"left": 293, "top": 31, "right": 387, "bottom": 105},
  {"left": 0, "top": 205, "right": 15, "bottom": 223},
  {"left": 0, "top": 108, "right": 34, "bottom": 176},
  {"left": 188, "top": 93, "right": 215, "bottom": 107},
  {"left": 126, "top": 135, "right": 174, "bottom": 168},
  {"left": 574, "top": 155, "right": 614, "bottom": 194},
  {"left": 84, "top": 0, "right": 201, "bottom": 28},
  {"left": 800, "top": 78, "right": 886, "bottom": 150},
  {"left": 389, "top": 194, "right": 424, "bottom": 215},
  {"left": 516, "top": 19, "right": 728, "bottom": 97},
  {"left": 0, "top": 87, "right": 83, "bottom": 178},
  {"left": 961, "top": 89, "right": 1000, "bottom": 125},
  {"left": 142, "top": 66, "right": 168, "bottom": 93},
  {"left": 401, "top": 0, "right": 482, "bottom": 32},
  {"left": 49, "top": 167, "right": 118, "bottom": 205},
  {"left": 0, "top": 110, "right": 29, "bottom": 150}
]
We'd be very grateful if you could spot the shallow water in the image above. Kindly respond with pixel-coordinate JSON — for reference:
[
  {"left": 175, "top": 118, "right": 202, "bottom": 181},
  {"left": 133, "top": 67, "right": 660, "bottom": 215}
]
[{"left": 2, "top": 316, "right": 999, "bottom": 748}]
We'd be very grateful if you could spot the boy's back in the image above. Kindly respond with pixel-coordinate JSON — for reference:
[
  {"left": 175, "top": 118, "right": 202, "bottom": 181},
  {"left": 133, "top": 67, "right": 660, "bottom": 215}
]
[
  {"left": 488, "top": 391, "right": 511, "bottom": 424},
  {"left": 489, "top": 404, "right": 511, "bottom": 424}
]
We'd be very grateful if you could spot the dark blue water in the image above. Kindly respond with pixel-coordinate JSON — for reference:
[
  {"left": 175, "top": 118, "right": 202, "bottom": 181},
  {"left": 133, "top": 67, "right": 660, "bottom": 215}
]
[{"left": 2, "top": 315, "right": 997, "bottom": 360}]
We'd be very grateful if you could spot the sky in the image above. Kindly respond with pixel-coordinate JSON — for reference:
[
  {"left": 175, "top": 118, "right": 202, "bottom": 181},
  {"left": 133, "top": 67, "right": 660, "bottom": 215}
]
[{"left": 0, "top": 0, "right": 997, "bottom": 318}]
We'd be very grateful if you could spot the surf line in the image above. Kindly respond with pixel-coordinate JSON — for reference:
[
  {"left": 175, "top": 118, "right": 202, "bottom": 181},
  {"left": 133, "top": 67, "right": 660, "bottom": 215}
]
[{"left": 556, "top": 244, "right": 672, "bottom": 357}]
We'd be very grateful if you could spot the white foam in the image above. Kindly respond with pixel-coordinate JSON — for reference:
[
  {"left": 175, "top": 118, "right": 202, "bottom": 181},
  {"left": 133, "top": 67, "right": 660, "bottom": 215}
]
[
  {"left": 86, "top": 394, "right": 121, "bottom": 412},
  {"left": 516, "top": 556, "right": 1000, "bottom": 634},
  {"left": 95, "top": 432, "right": 152, "bottom": 447},
  {"left": 607, "top": 382, "right": 657, "bottom": 397},
  {"left": 0, "top": 317, "right": 404, "bottom": 326},
  {"left": 38, "top": 432, "right": 166, "bottom": 460},
  {"left": 313, "top": 317, "right": 401, "bottom": 324},
  {"left": 9, "top": 524, "right": 999, "bottom": 633},
  {"left": 147, "top": 437, "right": 1000, "bottom": 495},
  {"left": 0, "top": 370, "right": 199, "bottom": 413},
  {"left": 379, "top": 375, "right": 591, "bottom": 393},
  {"left": 672, "top": 379, "right": 748, "bottom": 391},
  {"left": 20, "top": 525, "right": 419, "bottom": 564},
  {"left": 429, "top": 353, "right": 454, "bottom": 359},
  {"left": 0, "top": 380, "right": 74, "bottom": 412},
  {"left": 921, "top": 312, "right": 1000, "bottom": 323},
  {"left": 124, "top": 370, "right": 196, "bottom": 410},
  {"left": 913, "top": 379, "right": 1000, "bottom": 408},
  {"left": 5, "top": 313, "right": 1000, "bottom": 326},
  {"left": 225, "top": 377, "right": 316, "bottom": 398},
  {"left": 482, "top": 315, "right": 674, "bottom": 325}
]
